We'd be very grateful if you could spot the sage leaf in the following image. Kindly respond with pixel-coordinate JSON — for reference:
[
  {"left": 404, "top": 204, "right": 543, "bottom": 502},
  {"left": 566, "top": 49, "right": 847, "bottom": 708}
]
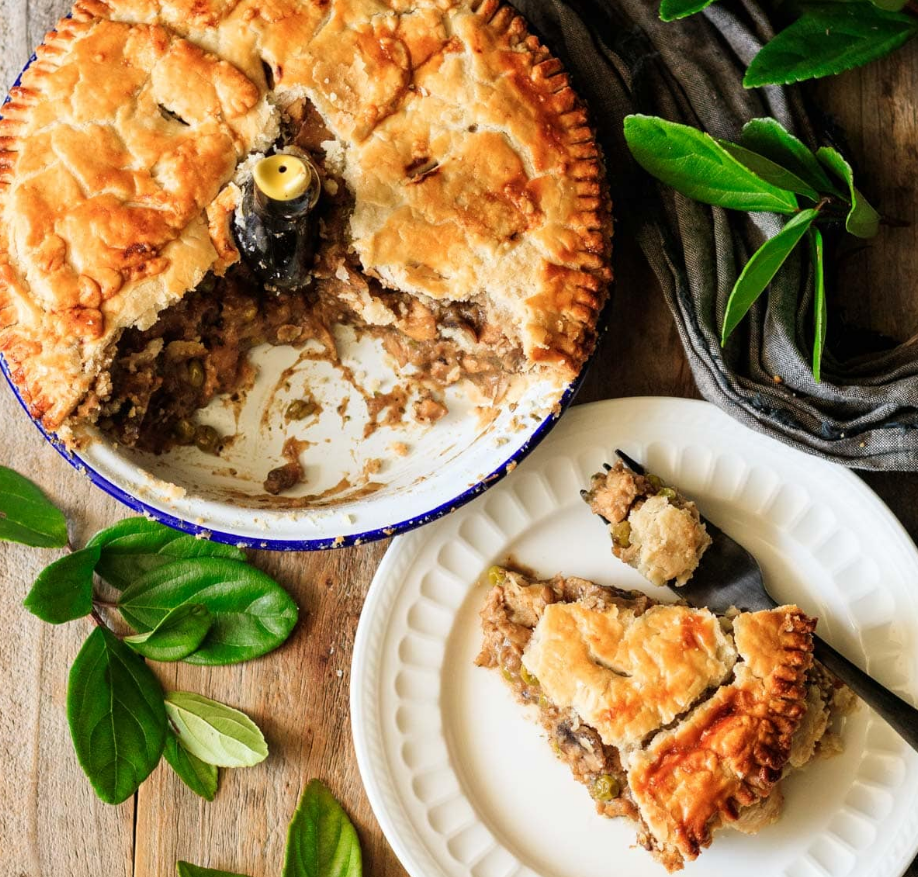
[
  {"left": 118, "top": 558, "right": 298, "bottom": 665},
  {"left": 67, "top": 626, "right": 167, "bottom": 804},
  {"left": 718, "top": 140, "right": 821, "bottom": 201},
  {"left": 177, "top": 864, "right": 250, "bottom": 877},
  {"left": 23, "top": 546, "right": 100, "bottom": 624},
  {"left": 88, "top": 517, "right": 245, "bottom": 591},
  {"left": 811, "top": 227, "right": 828, "bottom": 382},
  {"left": 624, "top": 115, "right": 799, "bottom": 214},
  {"left": 659, "top": 0, "right": 716, "bottom": 21},
  {"left": 283, "top": 780, "right": 362, "bottom": 877},
  {"left": 0, "top": 466, "right": 68, "bottom": 548},
  {"left": 744, "top": 5, "right": 918, "bottom": 87},
  {"left": 125, "top": 604, "right": 213, "bottom": 662},
  {"left": 721, "top": 209, "right": 819, "bottom": 344},
  {"left": 164, "top": 732, "right": 219, "bottom": 801},
  {"left": 816, "top": 146, "right": 881, "bottom": 238},
  {"left": 165, "top": 691, "right": 267, "bottom": 768},
  {"left": 740, "top": 118, "right": 844, "bottom": 198}
]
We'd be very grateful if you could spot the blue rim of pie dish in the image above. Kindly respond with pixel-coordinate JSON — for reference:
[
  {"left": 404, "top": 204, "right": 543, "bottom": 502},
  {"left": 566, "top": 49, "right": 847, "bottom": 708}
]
[{"left": 0, "top": 42, "right": 602, "bottom": 550}]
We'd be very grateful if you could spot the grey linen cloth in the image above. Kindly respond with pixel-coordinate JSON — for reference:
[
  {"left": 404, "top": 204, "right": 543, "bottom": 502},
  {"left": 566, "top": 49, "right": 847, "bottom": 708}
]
[{"left": 513, "top": 0, "right": 918, "bottom": 470}]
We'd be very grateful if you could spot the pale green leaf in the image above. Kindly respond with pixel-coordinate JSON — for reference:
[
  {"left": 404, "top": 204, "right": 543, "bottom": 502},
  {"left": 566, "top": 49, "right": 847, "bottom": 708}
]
[{"left": 165, "top": 691, "right": 267, "bottom": 768}]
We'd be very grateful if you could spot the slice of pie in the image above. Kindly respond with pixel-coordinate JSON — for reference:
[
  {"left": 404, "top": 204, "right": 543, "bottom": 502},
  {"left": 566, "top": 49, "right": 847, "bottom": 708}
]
[
  {"left": 584, "top": 461, "right": 711, "bottom": 585},
  {"left": 0, "top": 0, "right": 610, "bottom": 493},
  {"left": 477, "top": 566, "right": 856, "bottom": 871}
]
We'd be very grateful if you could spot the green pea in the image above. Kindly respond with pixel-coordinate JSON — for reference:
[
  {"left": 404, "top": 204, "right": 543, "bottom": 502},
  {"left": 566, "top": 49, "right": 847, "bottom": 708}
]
[
  {"left": 173, "top": 418, "right": 195, "bottom": 445},
  {"left": 198, "top": 274, "right": 217, "bottom": 295},
  {"left": 592, "top": 774, "right": 621, "bottom": 801},
  {"left": 611, "top": 520, "right": 631, "bottom": 548},
  {"left": 187, "top": 359, "right": 205, "bottom": 388},
  {"left": 647, "top": 474, "right": 663, "bottom": 490},
  {"left": 520, "top": 665, "right": 539, "bottom": 687},
  {"left": 286, "top": 399, "right": 317, "bottom": 421},
  {"left": 194, "top": 425, "right": 221, "bottom": 454},
  {"left": 657, "top": 487, "right": 677, "bottom": 500},
  {"left": 488, "top": 566, "right": 506, "bottom": 586}
]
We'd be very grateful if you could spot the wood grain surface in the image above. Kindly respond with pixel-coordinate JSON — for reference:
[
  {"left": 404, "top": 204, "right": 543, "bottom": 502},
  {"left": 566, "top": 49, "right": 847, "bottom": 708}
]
[{"left": 0, "top": 2, "right": 916, "bottom": 875}]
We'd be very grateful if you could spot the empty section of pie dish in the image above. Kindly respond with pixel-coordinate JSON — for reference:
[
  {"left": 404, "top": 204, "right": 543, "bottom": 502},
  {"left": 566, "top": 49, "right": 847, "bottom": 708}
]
[{"left": 0, "top": 0, "right": 611, "bottom": 547}]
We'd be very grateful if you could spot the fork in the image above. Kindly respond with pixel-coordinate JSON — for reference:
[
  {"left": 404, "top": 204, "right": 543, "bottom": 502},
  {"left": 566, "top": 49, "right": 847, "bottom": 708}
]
[{"left": 603, "top": 449, "right": 918, "bottom": 752}]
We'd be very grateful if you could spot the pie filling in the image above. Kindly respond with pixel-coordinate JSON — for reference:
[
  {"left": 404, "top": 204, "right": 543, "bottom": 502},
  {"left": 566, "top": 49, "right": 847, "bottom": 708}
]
[
  {"left": 86, "top": 98, "right": 528, "bottom": 491},
  {"left": 476, "top": 566, "right": 857, "bottom": 872}
]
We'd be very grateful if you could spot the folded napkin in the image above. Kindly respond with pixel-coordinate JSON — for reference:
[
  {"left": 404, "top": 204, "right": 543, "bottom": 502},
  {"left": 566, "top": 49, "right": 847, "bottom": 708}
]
[{"left": 517, "top": 0, "right": 918, "bottom": 470}]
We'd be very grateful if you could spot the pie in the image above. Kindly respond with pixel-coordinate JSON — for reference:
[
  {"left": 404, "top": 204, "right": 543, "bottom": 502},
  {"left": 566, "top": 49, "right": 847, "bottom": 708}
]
[
  {"left": 584, "top": 461, "right": 711, "bottom": 585},
  {"left": 477, "top": 566, "right": 857, "bottom": 871},
  {"left": 0, "top": 0, "right": 611, "bottom": 494}
]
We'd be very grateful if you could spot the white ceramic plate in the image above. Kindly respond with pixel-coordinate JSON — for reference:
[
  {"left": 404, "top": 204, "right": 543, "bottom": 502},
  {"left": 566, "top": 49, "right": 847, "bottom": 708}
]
[{"left": 351, "top": 396, "right": 918, "bottom": 877}]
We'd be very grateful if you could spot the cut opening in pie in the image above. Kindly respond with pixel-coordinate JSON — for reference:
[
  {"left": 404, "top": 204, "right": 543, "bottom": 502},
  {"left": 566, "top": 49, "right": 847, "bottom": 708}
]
[
  {"left": 84, "top": 98, "right": 534, "bottom": 493},
  {"left": 476, "top": 565, "right": 857, "bottom": 872}
]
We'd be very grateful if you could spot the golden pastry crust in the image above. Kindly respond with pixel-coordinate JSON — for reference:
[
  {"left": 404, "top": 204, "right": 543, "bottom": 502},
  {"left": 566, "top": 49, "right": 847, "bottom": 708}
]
[
  {"left": 2, "top": 0, "right": 610, "bottom": 431},
  {"left": 627, "top": 607, "right": 815, "bottom": 867},
  {"left": 0, "top": 12, "right": 276, "bottom": 428},
  {"left": 523, "top": 602, "right": 736, "bottom": 749}
]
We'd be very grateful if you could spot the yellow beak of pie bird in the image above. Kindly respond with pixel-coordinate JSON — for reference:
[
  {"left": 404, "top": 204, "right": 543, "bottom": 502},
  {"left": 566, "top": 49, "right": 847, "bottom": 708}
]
[{"left": 253, "top": 154, "right": 321, "bottom": 206}]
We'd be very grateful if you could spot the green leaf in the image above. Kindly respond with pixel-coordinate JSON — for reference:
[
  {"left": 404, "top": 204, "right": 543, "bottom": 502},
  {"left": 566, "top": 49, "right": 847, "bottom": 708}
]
[
  {"left": 744, "top": 5, "right": 918, "bottom": 87},
  {"left": 283, "top": 780, "right": 362, "bottom": 877},
  {"left": 0, "top": 465, "right": 68, "bottom": 548},
  {"left": 118, "top": 557, "right": 298, "bottom": 665},
  {"left": 721, "top": 209, "right": 820, "bottom": 343},
  {"left": 177, "top": 863, "right": 250, "bottom": 877},
  {"left": 870, "top": 0, "right": 908, "bottom": 11},
  {"left": 118, "top": 558, "right": 298, "bottom": 665},
  {"left": 125, "top": 604, "right": 213, "bottom": 662},
  {"left": 67, "top": 626, "right": 167, "bottom": 804},
  {"left": 23, "top": 546, "right": 100, "bottom": 624},
  {"left": 811, "top": 227, "right": 828, "bottom": 382},
  {"left": 717, "top": 140, "right": 821, "bottom": 201},
  {"left": 624, "top": 115, "right": 800, "bottom": 214},
  {"left": 659, "top": 0, "right": 716, "bottom": 21},
  {"left": 816, "top": 146, "right": 881, "bottom": 238},
  {"left": 740, "top": 118, "right": 845, "bottom": 198},
  {"left": 164, "top": 732, "right": 219, "bottom": 801},
  {"left": 88, "top": 517, "right": 246, "bottom": 591},
  {"left": 165, "top": 691, "right": 268, "bottom": 768}
]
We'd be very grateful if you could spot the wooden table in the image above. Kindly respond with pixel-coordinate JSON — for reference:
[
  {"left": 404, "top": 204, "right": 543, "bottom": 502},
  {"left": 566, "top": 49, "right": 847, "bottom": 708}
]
[{"left": 1, "top": 3, "right": 917, "bottom": 874}]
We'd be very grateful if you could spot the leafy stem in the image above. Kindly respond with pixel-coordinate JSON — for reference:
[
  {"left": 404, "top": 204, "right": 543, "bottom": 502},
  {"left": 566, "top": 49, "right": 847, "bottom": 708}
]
[
  {"left": 3, "top": 482, "right": 301, "bottom": 805},
  {"left": 624, "top": 114, "right": 884, "bottom": 381}
]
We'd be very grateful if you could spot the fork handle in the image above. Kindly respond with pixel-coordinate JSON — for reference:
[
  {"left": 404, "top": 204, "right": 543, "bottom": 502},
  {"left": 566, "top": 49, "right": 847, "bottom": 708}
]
[{"left": 813, "top": 635, "right": 918, "bottom": 752}]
